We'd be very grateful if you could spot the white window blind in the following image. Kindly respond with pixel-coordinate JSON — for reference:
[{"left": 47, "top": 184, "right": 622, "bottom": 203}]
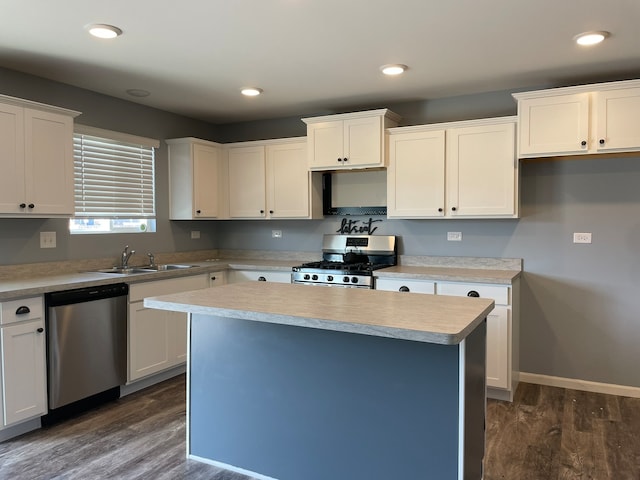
[{"left": 73, "top": 130, "right": 157, "bottom": 218}]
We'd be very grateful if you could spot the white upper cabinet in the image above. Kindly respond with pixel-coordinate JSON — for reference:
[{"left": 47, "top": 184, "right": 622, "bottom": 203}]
[
  {"left": 0, "top": 95, "right": 79, "bottom": 217},
  {"left": 167, "top": 137, "right": 224, "bottom": 219},
  {"left": 226, "top": 138, "right": 322, "bottom": 220},
  {"left": 513, "top": 79, "right": 640, "bottom": 158},
  {"left": 303, "top": 109, "right": 400, "bottom": 170},
  {"left": 387, "top": 117, "right": 518, "bottom": 219}
]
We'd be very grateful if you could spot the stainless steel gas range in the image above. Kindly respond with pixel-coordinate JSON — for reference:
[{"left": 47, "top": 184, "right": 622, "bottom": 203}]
[{"left": 292, "top": 234, "right": 396, "bottom": 289}]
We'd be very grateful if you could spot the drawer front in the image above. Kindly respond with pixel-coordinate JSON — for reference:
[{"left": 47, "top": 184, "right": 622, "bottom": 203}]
[
  {"left": 129, "top": 274, "right": 209, "bottom": 302},
  {"left": 0, "top": 296, "right": 44, "bottom": 325},
  {"left": 229, "top": 270, "right": 292, "bottom": 284},
  {"left": 375, "top": 278, "right": 435, "bottom": 294},
  {"left": 437, "top": 282, "right": 510, "bottom": 305}
]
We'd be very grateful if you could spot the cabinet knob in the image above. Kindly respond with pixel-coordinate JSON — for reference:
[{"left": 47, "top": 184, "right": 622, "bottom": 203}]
[
  {"left": 343, "top": 157, "right": 348, "bottom": 162},
  {"left": 260, "top": 210, "right": 265, "bottom": 214},
  {"left": 438, "top": 207, "right": 443, "bottom": 212},
  {"left": 16, "top": 306, "right": 31, "bottom": 315},
  {"left": 196, "top": 209, "right": 201, "bottom": 214},
  {"left": 467, "top": 290, "right": 480, "bottom": 298},
  {"left": 258, "top": 276, "right": 267, "bottom": 281},
  {"left": 451, "top": 207, "right": 457, "bottom": 212},
  {"left": 599, "top": 138, "right": 605, "bottom": 145},
  {"left": 337, "top": 158, "right": 343, "bottom": 163},
  {"left": 581, "top": 140, "right": 587, "bottom": 147},
  {"left": 399, "top": 286, "right": 410, "bottom": 292},
  {"left": 211, "top": 276, "right": 216, "bottom": 281},
  {"left": 37, "top": 327, "right": 44, "bottom": 333},
  {"left": 28, "top": 203, "right": 35, "bottom": 209},
  {"left": 269, "top": 210, "right": 274, "bottom": 214},
  {"left": 19, "top": 203, "right": 26, "bottom": 209}
]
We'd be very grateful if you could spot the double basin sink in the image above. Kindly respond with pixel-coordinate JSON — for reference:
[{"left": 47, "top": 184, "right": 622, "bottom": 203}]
[{"left": 94, "top": 264, "right": 198, "bottom": 275}]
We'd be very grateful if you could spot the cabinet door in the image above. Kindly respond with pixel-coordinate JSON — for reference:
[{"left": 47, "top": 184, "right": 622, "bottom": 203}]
[
  {"left": 387, "top": 130, "right": 445, "bottom": 218},
  {"left": 1, "top": 320, "right": 47, "bottom": 425},
  {"left": 447, "top": 122, "right": 516, "bottom": 217},
  {"left": 228, "top": 146, "right": 266, "bottom": 218},
  {"left": 192, "top": 143, "right": 220, "bottom": 218},
  {"left": 209, "top": 271, "right": 226, "bottom": 287},
  {"left": 486, "top": 306, "right": 509, "bottom": 389},
  {"left": 24, "top": 109, "right": 74, "bottom": 215},
  {"left": 375, "top": 278, "right": 436, "bottom": 294},
  {"left": 307, "top": 121, "right": 344, "bottom": 169},
  {"left": 266, "top": 142, "right": 309, "bottom": 218},
  {"left": 0, "top": 104, "right": 25, "bottom": 214},
  {"left": 129, "top": 303, "right": 172, "bottom": 381},
  {"left": 343, "top": 116, "right": 383, "bottom": 168},
  {"left": 518, "top": 93, "right": 590, "bottom": 157},
  {"left": 595, "top": 87, "right": 640, "bottom": 152}
]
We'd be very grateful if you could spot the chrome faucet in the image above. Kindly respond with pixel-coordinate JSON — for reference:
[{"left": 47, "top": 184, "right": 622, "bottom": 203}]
[
  {"left": 121, "top": 245, "right": 136, "bottom": 268},
  {"left": 147, "top": 252, "right": 155, "bottom": 267}
]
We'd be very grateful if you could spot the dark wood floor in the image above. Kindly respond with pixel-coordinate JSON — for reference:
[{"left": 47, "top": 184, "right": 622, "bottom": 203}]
[{"left": 1, "top": 376, "right": 639, "bottom": 479}]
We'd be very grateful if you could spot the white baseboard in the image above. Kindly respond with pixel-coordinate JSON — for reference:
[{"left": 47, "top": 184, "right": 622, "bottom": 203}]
[
  {"left": 520, "top": 372, "right": 640, "bottom": 399},
  {"left": 0, "top": 417, "right": 41, "bottom": 442}
]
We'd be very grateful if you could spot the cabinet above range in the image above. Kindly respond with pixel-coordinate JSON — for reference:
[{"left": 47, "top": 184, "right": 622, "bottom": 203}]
[{"left": 302, "top": 109, "right": 400, "bottom": 170}]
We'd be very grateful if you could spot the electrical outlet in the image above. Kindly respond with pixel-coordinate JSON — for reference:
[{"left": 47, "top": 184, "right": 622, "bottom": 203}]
[
  {"left": 191, "top": 230, "right": 200, "bottom": 239},
  {"left": 447, "top": 232, "right": 462, "bottom": 242},
  {"left": 272, "top": 230, "right": 282, "bottom": 239},
  {"left": 40, "top": 231, "right": 57, "bottom": 248},
  {"left": 573, "top": 232, "right": 592, "bottom": 244}
]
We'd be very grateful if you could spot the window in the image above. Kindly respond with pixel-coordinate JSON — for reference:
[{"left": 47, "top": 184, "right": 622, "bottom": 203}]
[{"left": 70, "top": 126, "right": 159, "bottom": 234}]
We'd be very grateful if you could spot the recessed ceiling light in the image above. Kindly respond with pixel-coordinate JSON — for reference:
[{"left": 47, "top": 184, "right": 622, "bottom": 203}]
[
  {"left": 241, "top": 87, "right": 263, "bottom": 97},
  {"left": 380, "top": 64, "right": 408, "bottom": 76},
  {"left": 126, "top": 89, "right": 150, "bottom": 98},
  {"left": 574, "top": 31, "right": 610, "bottom": 46},
  {"left": 86, "top": 24, "right": 123, "bottom": 39}
]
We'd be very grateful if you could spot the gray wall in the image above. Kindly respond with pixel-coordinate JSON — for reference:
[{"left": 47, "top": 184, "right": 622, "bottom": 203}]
[{"left": 1, "top": 67, "right": 638, "bottom": 389}]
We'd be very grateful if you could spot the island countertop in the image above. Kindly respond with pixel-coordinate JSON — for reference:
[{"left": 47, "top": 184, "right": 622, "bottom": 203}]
[{"left": 144, "top": 281, "right": 494, "bottom": 345}]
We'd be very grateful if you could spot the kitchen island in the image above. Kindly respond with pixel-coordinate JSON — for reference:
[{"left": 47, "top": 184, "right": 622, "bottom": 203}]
[{"left": 144, "top": 282, "right": 494, "bottom": 480}]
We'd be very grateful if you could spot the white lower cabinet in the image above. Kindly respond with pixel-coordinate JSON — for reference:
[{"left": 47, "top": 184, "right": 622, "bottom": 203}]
[
  {"left": 208, "top": 270, "right": 226, "bottom": 287},
  {"left": 375, "top": 277, "right": 519, "bottom": 401},
  {"left": 227, "top": 270, "right": 292, "bottom": 284},
  {"left": 128, "top": 274, "right": 209, "bottom": 382},
  {"left": 0, "top": 296, "right": 47, "bottom": 427}
]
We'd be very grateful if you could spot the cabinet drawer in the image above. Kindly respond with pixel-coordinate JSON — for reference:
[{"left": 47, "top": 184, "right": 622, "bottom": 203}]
[
  {"left": 437, "top": 282, "right": 510, "bottom": 305},
  {"left": 0, "top": 296, "right": 44, "bottom": 325},
  {"left": 129, "top": 274, "right": 209, "bottom": 302},
  {"left": 375, "top": 278, "right": 435, "bottom": 294},
  {"left": 229, "top": 270, "right": 292, "bottom": 284}
]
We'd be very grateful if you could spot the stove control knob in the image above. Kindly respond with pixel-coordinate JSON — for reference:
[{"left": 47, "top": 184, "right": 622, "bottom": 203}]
[
  {"left": 312, "top": 274, "right": 318, "bottom": 281},
  {"left": 351, "top": 277, "right": 358, "bottom": 284},
  {"left": 327, "top": 275, "right": 334, "bottom": 282},
  {"left": 343, "top": 276, "right": 350, "bottom": 283},
  {"left": 304, "top": 274, "right": 311, "bottom": 280}
]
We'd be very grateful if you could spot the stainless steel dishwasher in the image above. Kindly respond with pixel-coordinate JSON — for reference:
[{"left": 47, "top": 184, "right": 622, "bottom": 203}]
[{"left": 44, "top": 283, "right": 128, "bottom": 423}]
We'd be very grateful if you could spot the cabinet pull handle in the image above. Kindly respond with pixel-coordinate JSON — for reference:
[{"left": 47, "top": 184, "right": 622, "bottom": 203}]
[
  {"left": 37, "top": 327, "right": 44, "bottom": 333},
  {"left": 399, "top": 286, "right": 410, "bottom": 292},
  {"left": 581, "top": 140, "right": 587, "bottom": 147},
  {"left": 467, "top": 290, "right": 480, "bottom": 298},
  {"left": 16, "top": 306, "right": 31, "bottom": 315},
  {"left": 19, "top": 203, "right": 26, "bottom": 208},
  {"left": 258, "top": 276, "right": 267, "bottom": 281}
]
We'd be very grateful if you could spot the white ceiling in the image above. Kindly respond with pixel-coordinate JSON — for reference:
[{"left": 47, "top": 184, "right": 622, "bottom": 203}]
[{"left": 1, "top": 0, "right": 639, "bottom": 124}]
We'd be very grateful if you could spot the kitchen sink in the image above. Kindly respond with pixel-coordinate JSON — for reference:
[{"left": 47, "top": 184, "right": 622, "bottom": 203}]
[{"left": 93, "top": 264, "right": 198, "bottom": 275}]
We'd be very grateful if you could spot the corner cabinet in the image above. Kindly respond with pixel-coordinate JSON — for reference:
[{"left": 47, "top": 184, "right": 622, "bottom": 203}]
[
  {"left": 226, "top": 138, "right": 322, "bottom": 219},
  {"left": 387, "top": 117, "right": 518, "bottom": 219},
  {"left": 167, "top": 137, "right": 225, "bottom": 219},
  {"left": 0, "top": 296, "right": 47, "bottom": 427},
  {"left": 303, "top": 109, "right": 400, "bottom": 170},
  {"left": 513, "top": 79, "right": 640, "bottom": 158},
  {"left": 128, "top": 274, "right": 209, "bottom": 382},
  {"left": 0, "top": 95, "right": 80, "bottom": 217}
]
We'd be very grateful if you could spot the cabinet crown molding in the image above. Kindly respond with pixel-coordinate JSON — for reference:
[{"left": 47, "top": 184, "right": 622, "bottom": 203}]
[
  {"left": 511, "top": 79, "right": 640, "bottom": 101},
  {"left": 302, "top": 108, "right": 400, "bottom": 125},
  {"left": 0, "top": 93, "right": 81, "bottom": 117},
  {"left": 387, "top": 115, "right": 517, "bottom": 135}
]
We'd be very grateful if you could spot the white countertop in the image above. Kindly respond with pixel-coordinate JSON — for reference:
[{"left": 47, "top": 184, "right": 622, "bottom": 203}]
[
  {"left": 377, "top": 265, "right": 520, "bottom": 284},
  {"left": 144, "top": 281, "right": 494, "bottom": 345}
]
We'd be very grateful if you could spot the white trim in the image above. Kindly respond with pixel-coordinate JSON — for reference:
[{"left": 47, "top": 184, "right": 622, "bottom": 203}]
[
  {"left": 302, "top": 108, "right": 401, "bottom": 124},
  {"left": 0, "top": 93, "right": 81, "bottom": 117},
  {"left": 188, "top": 455, "right": 279, "bottom": 480},
  {"left": 387, "top": 115, "right": 517, "bottom": 135},
  {"left": 458, "top": 338, "right": 466, "bottom": 480},
  {"left": 511, "top": 79, "right": 640, "bottom": 101},
  {"left": 75, "top": 124, "right": 160, "bottom": 148},
  {"left": 520, "top": 372, "right": 640, "bottom": 398}
]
